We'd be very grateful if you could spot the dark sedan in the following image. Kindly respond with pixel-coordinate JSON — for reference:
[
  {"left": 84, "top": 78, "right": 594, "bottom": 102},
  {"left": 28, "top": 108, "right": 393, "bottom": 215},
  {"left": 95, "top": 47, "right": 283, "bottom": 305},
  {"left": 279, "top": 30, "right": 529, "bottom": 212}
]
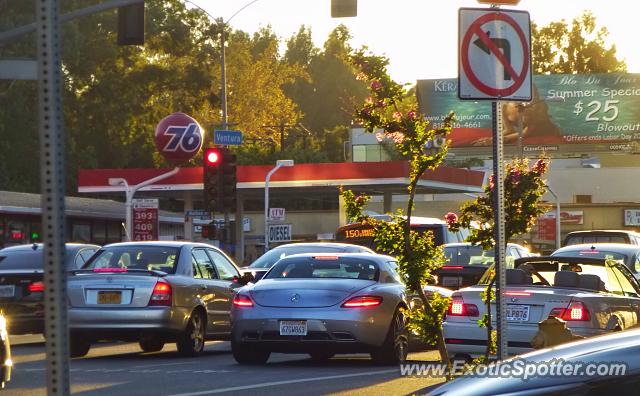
[
  {"left": 0, "top": 243, "right": 100, "bottom": 334},
  {"left": 241, "top": 242, "right": 375, "bottom": 281}
]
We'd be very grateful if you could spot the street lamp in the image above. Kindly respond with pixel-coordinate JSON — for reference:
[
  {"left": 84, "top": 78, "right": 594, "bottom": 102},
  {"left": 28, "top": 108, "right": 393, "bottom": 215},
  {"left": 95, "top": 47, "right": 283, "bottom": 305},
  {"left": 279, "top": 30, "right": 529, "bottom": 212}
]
[
  {"left": 264, "top": 159, "right": 294, "bottom": 251},
  {"left": 544, "top": 182, "right": 561, "bottom": 249}
]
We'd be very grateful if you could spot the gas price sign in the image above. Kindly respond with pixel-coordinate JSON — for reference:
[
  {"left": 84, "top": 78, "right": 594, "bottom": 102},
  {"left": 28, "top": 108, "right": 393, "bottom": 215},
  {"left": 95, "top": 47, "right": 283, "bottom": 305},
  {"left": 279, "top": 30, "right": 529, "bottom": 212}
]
[{"left": 132, "top": 199, "right": 159, "bottom": 241}]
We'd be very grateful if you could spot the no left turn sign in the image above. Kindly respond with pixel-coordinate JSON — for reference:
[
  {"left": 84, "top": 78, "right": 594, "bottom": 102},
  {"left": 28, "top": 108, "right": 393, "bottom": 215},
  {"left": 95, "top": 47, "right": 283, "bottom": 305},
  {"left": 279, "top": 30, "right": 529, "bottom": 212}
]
[{"left": 458, "top": 8, "right": 532, "bottom": 101}]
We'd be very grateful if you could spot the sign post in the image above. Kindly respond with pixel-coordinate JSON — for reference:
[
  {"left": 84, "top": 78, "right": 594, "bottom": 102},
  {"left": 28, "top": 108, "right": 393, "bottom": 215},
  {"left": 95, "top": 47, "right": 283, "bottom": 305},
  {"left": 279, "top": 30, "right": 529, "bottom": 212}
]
[{"left": 459, "top": 6, "right": 532, "bottom": 361}]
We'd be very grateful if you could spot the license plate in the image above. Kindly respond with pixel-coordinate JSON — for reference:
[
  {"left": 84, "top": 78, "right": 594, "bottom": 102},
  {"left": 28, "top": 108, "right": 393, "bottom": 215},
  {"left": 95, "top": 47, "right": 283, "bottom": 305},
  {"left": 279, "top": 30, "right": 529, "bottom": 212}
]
[
  {"left": 442, "top": 276, "right": 461, "bottom": 287},
  {"left": 0, "top": 285, "right": 14, "bottom": 298},
  {"left": 97, "top": 291, "right": 122, "bottom": 304},
  {"left": 506, "top": 305, "right": 530, "bottom": 321},
  {"left": 279, "top": 320, "right": 307, "bottom": 336}
]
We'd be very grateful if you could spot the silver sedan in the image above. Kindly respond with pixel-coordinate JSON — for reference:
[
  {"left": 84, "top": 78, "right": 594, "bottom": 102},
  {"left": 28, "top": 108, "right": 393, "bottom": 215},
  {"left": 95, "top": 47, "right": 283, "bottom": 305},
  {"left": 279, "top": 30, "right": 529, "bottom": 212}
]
[
  {"left": 231, "top": 253, "right": 410, "bottom": 364},
  {"left": 67, "top": 241, "right": 250, "bottom": 357}
]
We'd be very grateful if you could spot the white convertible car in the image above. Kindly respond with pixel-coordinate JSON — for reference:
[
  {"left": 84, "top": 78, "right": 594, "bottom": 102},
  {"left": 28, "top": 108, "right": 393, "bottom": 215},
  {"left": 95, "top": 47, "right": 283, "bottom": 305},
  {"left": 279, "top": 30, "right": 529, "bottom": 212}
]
[{"left": 443, "top": 256, "right": 640, "bottom": 360}]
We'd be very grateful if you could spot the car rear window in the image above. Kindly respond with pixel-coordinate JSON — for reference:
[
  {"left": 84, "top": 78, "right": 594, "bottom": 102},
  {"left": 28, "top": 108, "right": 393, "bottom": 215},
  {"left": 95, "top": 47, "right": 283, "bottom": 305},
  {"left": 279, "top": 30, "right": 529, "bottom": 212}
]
[
  {"left": 0, "top": 249, "right": 44, "bottom": 270},
  {"left": 248, "top": 246, "right": 345, "bottom": 269},
  {"left": 83, "top": 246, "right": 180, "bottom": 274},
  {"left": 265, "top": 257, "right": 379, "bottom": 281},
  {"left": 552, "top": 249, "right": 628, "bottom": 263},
  {"left": 444, "top": 245, "right": 495, "bottom": 266},
  {"left": 565, "top": 235, "right": 629, "bottom": 245}
]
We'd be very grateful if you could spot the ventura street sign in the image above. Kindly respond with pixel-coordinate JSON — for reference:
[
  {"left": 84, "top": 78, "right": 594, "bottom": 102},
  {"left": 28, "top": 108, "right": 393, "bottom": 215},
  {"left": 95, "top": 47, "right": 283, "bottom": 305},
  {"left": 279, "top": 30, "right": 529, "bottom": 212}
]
[
  {"left": 214, "top": 130, "right": 243, "bottom": 146},
  {"left": 459, "top": 8, "right": 532, "bottom": 101}
]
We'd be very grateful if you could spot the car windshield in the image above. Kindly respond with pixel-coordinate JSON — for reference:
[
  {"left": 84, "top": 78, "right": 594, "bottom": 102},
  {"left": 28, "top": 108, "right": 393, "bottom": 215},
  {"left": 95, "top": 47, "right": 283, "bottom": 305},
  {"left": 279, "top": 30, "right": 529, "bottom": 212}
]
[
  {"left": 82, "top": 246, "right": 180, "bottom": 274},
  {"left": 444, "top": 245, "right": 495, "bottom": 266},
  {"left": 552, "top": 249, "right": 628, "bottom": 263},
  {"left": 265, "top": 257, "right": 379, "bottom": 281},
  {"left": 248, "top": 246, "right": 345, "bottom": 269}
]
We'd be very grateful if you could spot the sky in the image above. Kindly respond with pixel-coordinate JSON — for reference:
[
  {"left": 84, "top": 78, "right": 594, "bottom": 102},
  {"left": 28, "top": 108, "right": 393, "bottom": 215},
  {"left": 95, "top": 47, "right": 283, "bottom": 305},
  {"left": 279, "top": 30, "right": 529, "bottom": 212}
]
[{"left": 198, "top": 0, "right": 639, "bottom": 85}]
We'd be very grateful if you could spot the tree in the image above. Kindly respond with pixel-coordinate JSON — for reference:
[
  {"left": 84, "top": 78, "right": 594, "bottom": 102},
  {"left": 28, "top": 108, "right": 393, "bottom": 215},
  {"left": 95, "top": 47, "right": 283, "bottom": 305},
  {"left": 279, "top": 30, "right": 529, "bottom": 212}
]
[
  {"left": 532, "top": 11, "right": 626, "bottom": 74},
  {"left": 342, "top": 48, "right": 456, "bottom": 364},
  {"left": 446, "top": 158, "right": 550, "bottom": 361}
]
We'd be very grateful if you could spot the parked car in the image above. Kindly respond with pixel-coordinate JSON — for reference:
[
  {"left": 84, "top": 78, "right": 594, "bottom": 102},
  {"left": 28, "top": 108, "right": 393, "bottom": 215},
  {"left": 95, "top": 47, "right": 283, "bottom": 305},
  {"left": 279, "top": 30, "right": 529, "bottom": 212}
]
[
  {"left": 241, "top": 242, "right": 375, "bottom": 281},
  {"left": 552, "top": 243, "right": 640, "bottom": 280},
  {"left": 231, "top": 253, "right": 409, "bottom": 365},
  {"left": 0, "top": 314, "right": 11, "bottom": 389},
  {"left": 435, "top": 242, "right": 535, "bottom": 289},
  {"left": 563, "top": 229, "right": 640, "bottom": 246},
  {"left": 67, "top": 241, "right": 251, "bottom": 358},
  {"left": 429, "top": 327, "right": 640, "bottom": 396},
  {"left": 0, "top": 243, "right": 100, "bottom": 335},
  {"left": 443, "top": 256, "right": 640, "bottom": 360}
]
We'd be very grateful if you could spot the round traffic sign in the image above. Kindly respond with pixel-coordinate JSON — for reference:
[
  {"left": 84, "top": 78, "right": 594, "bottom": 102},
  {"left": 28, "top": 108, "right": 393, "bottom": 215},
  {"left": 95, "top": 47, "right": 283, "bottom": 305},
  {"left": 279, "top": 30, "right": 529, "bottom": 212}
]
[
  {"left": 460, "top": 11, "right": 530, "bottom": 98},
  {"left": 154, "top": 112, "right": 204, "bottom": 164}
]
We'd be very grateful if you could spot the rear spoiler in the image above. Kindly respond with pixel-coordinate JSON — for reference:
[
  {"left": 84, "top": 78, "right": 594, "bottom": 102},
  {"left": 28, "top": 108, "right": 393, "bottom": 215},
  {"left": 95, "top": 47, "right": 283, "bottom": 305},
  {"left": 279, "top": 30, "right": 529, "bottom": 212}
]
[{"left": 68, "top": 268, "right": 168, "bottom": 277}]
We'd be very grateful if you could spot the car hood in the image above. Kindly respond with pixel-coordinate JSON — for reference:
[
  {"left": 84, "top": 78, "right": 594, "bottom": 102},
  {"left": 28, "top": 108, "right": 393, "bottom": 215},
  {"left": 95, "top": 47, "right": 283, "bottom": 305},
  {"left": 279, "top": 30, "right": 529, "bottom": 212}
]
[{"left": 247, "top": 278, "right": 375, "bottom": 308}]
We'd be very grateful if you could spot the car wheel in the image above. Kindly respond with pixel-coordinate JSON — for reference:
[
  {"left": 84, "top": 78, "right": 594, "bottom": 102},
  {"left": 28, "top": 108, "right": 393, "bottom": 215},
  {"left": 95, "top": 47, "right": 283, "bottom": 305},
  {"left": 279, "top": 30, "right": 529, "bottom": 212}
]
[
  {"left": 309, "top": 351, "right": 335, "bottom": 361},
  {"left": 371, "top": 308, "right": 409, "bottom": 365},
  {"left": 69, "top": 335, "right": 91, "bottom": 358},
  {"left": 176, "top": 311, "right": 206, "bottom": 357},
  {"left": 231, "top": 341, "right": 270, "bottom": 364},
  {"left": 139, "top": 338, "right": 165, "bottom": 353}
]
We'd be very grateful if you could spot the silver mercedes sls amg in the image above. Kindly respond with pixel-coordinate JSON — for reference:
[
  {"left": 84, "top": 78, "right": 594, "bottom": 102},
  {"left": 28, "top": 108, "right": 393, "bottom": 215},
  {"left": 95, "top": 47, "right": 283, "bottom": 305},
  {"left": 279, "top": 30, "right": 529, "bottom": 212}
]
[{"left": 230, "top": 253, "right": 410, "bottom": 365}]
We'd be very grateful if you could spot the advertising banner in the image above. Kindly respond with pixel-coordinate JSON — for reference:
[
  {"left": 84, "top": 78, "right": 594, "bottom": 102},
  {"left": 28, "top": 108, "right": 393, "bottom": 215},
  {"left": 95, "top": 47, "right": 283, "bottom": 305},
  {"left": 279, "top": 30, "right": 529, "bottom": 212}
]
[{"left": 417, "top": 73, "right": 640, "bottom": 154}]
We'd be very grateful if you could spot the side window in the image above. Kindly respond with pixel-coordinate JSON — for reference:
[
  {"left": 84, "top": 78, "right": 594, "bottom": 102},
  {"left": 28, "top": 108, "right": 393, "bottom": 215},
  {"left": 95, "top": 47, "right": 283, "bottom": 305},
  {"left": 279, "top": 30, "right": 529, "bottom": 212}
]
[
  {"left": 614, "top": 266, "right": 640, "bottom": 297},
  {"left": 192, "top": 261, "right": 202, "bottom": 279},
  {"left": 635, "top": 255, "right": 640, "bottom": 273},
  {"left": 192, "top": 249, "right": 215, "bottom": 280},
  {"left": 207, "top": 249, "right": 240, "bottom": 281}
]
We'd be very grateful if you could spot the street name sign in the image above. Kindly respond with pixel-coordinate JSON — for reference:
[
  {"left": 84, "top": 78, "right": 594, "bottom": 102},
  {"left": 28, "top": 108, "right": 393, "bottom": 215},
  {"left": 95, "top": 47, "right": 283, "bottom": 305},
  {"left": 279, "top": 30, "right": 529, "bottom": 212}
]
[
  {"left": 185, "top": 209, "right": 212, "bottom": 220},
  {"left": 214, "top": 130, "right": 243, "bottom": 146},
  {"left": 459, "top": 8, "right": 531, "bottom": 101}
]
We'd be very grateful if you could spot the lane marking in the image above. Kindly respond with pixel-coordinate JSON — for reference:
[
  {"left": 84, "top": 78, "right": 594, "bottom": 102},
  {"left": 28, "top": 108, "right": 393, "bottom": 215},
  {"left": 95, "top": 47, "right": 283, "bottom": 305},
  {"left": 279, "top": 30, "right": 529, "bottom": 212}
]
[
  {"left": 168, "top": 369, "right": 398, "bottom": 396},
  {"left": 132, "top": 361, "right": 199, "bottom": 369}
]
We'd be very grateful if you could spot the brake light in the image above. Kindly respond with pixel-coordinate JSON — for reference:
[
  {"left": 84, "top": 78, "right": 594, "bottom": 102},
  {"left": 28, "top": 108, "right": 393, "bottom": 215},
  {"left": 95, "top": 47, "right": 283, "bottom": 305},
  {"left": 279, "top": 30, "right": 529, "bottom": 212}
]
[
  {"left": 93, "top": 267, "right": 128, "bottom": 273},
  {"left": 314, "top": 256, "right": 339, "bottom": 260},
  {"left": 447, "top": 296, "right": 479, "bottom": 317},
  {"left": 550, "top": 301, "right": 590, "bottom": 321},
  {"left": 442, "top": 266, "right": 464, "bottom": 270},
  {"left": 562, "top": 301, "right": 590, "bottom": 321},
  {"left": 341, "top": 296, "right": 383, "bottom": 308},
  {"left": 505, "top": 291, "right": 531, "bottom": 297},
  {"left": 28, "top": 281, "right": 45, "bottom": 293},
  {"left": 148, "top": 279, "right": 172, "bottom": 306},
  {"left": 233, "top": 294, "right": 254, "bottom": 307}
]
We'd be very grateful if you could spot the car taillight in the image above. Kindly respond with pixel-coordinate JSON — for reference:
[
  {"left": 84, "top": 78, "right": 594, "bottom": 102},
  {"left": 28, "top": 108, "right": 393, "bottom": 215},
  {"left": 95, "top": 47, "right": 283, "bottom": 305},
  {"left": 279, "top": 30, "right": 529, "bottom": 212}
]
[
  {"left": 442, "top": 266, "right": 464, "bottom": 270},
  {"left": 447, "top": 296, "right": 479, "bottom": 317},
  {"left": 148, "top": 279, "right": 172, "bottom": 306},
  {"left": 341, "top": 296, "right": 383, "bottom": 308},
  {"left": 233, "top": 294, "right": 254, "bottom": 307},
  {"left": 549, "top": 301, "right": 590, "bottom": 321},
  {"left": 28, "top": 281, "right": 45, "bottom": 293}
]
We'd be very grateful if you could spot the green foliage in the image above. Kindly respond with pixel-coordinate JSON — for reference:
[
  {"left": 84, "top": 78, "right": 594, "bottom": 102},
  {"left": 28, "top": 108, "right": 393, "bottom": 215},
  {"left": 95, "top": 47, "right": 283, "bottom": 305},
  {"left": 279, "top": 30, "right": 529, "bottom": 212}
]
[
  {"left": 532, "top": 11, "right": 626, "bottom": 74},
  {"left": 447, "top": 158, "right": 551, "bottom": 250},
  {"left": 338, "top": 187, "right": 370, "bottom": 224},
  {"left": 406, "top": 292, "right": 451, "bottom": 346}
]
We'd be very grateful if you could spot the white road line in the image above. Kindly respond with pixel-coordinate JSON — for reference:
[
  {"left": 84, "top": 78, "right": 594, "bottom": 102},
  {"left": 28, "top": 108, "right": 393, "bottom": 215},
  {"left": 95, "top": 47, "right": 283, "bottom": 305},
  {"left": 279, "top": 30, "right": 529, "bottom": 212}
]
[
  {"left": 167, "top": 369, "right": 398, "bottom": 396},
  {"left": 133, "top": 361, "right": 200, "bottom": 369}
]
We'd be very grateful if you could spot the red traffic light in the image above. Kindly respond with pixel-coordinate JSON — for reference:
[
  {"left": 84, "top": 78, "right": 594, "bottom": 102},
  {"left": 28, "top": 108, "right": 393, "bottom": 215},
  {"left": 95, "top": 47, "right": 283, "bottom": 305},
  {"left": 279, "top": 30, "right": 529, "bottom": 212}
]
[{"left": 204, "top": 149, "right": 220, "bottom": 165}]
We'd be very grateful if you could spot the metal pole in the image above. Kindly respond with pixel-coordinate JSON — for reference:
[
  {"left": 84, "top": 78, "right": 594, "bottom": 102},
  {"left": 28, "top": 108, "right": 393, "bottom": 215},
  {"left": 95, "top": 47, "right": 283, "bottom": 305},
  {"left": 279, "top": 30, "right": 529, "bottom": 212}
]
[
  {"left": 492, "top": 101, "right": 508, "bottom": 361},
  {"left": 546, "top": 185, "right": 561, "bottom": 249},
  {"left": 264, "top": 164, "right": 283, "bottom": 252},
  {"left": 219, "top": 18, "right": 228, "bottom": 130},
  {"left": 37, "top": 0, "right": 69, "bottom": 394}
]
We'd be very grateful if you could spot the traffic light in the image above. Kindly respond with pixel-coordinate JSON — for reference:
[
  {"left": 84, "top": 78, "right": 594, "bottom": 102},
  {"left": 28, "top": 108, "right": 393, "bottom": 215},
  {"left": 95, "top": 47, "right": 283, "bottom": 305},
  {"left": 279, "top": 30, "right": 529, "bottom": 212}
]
[
  {"left": 331, "top": 0, "right": 357, "bottom": 18},
  {"left": 117, "top": 2, "right": 145, "bottom": 45},
  {"left": 203, "top": 147, "right": 222, "bottom": 213},
  {"left": 202, "top": 147, "right": 236, "bottom": 214},
  {"left": 220, "top": 150, "right": 237, "bottom": 213}
]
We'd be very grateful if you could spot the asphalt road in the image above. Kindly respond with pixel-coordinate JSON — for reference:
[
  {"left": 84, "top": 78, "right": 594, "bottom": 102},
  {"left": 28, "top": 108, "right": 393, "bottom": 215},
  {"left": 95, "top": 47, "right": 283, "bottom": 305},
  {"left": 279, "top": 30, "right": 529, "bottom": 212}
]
[{"left": 5, "top": 335, "right": 445, "bottom": 395}]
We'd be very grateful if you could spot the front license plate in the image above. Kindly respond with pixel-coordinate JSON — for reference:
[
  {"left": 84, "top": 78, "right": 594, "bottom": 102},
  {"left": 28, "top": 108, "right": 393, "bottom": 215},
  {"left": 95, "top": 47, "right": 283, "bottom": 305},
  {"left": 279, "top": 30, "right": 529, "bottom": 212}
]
[
  {"left": 97, "top": 291, "right": 122, "bottom": 304},
  {"left": 279, "top": 320, "right": 307, "bottom": 336},
  {"left": 0, "top": 285, "right": 14, "bottom": 298},
  {"left": 506, "top": 305, "right": 530, "bottom": 321}
]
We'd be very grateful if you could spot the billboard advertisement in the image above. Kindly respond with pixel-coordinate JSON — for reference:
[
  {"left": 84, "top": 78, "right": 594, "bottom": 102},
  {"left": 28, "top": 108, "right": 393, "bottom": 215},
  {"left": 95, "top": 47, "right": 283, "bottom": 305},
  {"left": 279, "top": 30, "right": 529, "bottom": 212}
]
[{"left": 417, "top": 73, "right": 640, "bottom": 155}]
